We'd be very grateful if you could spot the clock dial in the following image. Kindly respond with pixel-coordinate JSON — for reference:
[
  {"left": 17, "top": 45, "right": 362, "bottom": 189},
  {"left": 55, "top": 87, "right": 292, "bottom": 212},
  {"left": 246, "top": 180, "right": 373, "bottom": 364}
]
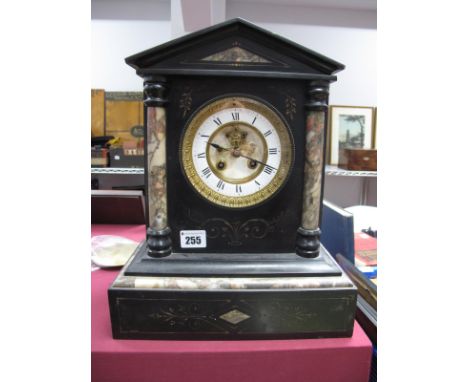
[{"left": 181, "top": 96, "right": 293, "bottom": 208}]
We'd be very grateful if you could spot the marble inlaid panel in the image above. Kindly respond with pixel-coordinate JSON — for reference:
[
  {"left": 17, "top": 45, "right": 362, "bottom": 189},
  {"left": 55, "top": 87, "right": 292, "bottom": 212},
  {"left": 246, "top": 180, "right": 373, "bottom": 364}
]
[
  {"left": 202, "top": 47, "right": 270, "bottom": 63},
  {"left": 301, "top": 111, "right": 325, "bottom": 230},
  {"left": 147, "top": 107, "right": 167, "bottom": 229},
  {"left": 113, "top": 274, "right": 354, "bottom": 290}
]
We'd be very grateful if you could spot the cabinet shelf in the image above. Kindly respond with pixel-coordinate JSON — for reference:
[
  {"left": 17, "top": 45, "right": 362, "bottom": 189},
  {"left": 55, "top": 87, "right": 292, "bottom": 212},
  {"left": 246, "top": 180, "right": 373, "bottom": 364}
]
[
  {"left": 325, "top": 165, "right": 377, "bottom": 178},
  {"left": 91, "top": 167, "right": 144, "bottom": 175}
]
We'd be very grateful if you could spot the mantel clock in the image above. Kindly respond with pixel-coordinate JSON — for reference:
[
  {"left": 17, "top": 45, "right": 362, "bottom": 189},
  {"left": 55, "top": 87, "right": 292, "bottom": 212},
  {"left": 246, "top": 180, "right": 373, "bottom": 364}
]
[{"left": 108, "top": 18, "right": 357, "bottom": 339}]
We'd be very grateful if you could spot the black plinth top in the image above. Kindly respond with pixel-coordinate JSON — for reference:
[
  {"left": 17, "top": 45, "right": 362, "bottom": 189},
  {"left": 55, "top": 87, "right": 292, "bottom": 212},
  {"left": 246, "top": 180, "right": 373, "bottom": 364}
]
[{"left": 124, "top": 242, "right": 341, "bottom": 278}]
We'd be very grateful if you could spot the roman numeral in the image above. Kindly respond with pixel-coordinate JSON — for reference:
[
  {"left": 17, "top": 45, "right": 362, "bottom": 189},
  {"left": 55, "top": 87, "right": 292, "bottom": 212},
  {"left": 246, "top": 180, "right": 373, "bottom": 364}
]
[
  {"left": 216, "top": 179, "right": 225, "bottom": 190},
  {"left": 213, "top": 117, "right": 222, "bottom": 126},
  {"left": 197, "top": 152, "right": 206, "bottom": 158},
  {"left": 263, "top": 130, "right": 272, "bottom": 138},
  {"left": 251, "top": 116, "right": 257, "bottom": 125},
  {"left": 236, "top": 184, "right": 242, "bottom": 193},
  {"left": 201, "top": 167, "right": 212, "bottom": 178},
  {"left": 254, "top": 180, "right": 261, "bottom": 186},
  {"left": 268, "top": 148, "right": 278, "bottom": 155},
  {"left": 232, "top": 112, "right": 240, "bottom": 121},
  {"left": 200, "top": 134, "right": 210, "bottom": 138},
  {"left": 263, "top": 165, "right": 274, "bottom": 175}
]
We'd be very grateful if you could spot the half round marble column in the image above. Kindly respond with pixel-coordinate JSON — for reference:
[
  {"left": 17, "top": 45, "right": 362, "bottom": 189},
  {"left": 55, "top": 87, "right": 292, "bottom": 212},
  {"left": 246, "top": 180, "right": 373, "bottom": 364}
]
[
  {"left": 296, "top": 80, "right": 329, "bottom": 258},
  {"left": 144, "top": 78, "right": 172, "bottom": 257}
]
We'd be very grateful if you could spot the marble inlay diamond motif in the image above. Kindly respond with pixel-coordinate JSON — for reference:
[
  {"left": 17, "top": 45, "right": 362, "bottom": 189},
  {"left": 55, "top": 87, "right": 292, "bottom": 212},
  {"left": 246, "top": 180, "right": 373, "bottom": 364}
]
[{"left": 219, "top": 309, "right": 250, "bottom": 325}]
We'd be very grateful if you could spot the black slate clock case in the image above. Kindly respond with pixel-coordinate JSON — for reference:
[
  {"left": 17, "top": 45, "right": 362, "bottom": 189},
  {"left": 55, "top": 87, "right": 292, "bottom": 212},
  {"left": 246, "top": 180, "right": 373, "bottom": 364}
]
[
  {"left": 109, "top": 18, "right": 357, "bottom": 340},
  {"left": 168, "top": 77, "right": 305, "bottom": 254}
]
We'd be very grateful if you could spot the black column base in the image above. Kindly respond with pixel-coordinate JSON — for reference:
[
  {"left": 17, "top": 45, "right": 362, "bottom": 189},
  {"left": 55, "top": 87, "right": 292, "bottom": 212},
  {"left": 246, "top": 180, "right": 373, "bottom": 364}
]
[
  {"left": 296, "top": 227, "right": 321, "bottom": 258},
  {"left": 147, "top": 227, "right": 172, "bottom": 258}
]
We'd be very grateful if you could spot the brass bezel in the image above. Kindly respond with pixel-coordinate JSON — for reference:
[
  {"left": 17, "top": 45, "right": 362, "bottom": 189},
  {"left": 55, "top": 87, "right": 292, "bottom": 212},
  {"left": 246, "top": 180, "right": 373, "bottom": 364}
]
[{"left": 181, "top": 96, "right": 293, "bottom": 209}]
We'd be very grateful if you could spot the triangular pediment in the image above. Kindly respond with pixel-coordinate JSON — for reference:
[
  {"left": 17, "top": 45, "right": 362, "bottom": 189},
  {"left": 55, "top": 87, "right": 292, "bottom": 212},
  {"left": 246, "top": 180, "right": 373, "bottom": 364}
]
[{"left": 126, "top": 18, "right": 344, "bottom": 80}]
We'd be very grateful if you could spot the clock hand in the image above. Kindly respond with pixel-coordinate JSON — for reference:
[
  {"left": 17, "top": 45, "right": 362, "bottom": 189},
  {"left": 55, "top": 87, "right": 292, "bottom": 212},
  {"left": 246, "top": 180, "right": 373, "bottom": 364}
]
[
  {"left": 207, "top": 142, "right": 231, "bottom": 151},
  {"left": 238, "top": 153, "right": 277, "bottom": 171},
  {"left": 207, "top": 141, "right": 277, "bottom": 170}
]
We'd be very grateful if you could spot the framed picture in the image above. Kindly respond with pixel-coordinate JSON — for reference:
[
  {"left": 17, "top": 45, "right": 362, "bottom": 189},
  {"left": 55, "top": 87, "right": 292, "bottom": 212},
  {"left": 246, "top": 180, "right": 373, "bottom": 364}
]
[
  {"left": 328, "top": 106, "right": 375, "bottom": 165},
  {"left": 372, "top": 107, "right": 378, "bottom": 149}
]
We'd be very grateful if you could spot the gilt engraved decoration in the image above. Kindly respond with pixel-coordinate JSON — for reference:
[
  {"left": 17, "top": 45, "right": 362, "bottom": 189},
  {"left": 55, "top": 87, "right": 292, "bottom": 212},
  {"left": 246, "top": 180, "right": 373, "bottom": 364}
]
[
  {"left": 269, "top": 301, "right": 318, "bottom": 323},
  {"left": 147, "top": 303, "right": 216, "bottom": 330},
  {"left": 117, "top": 296, "right": 352, "bottom": 335},
  {"left": 188, "top": 210, "right": 282, "bottom": 246},
  {"left": 202, "top": 218, "right": 274, "bottom": 246},
  {"left": 285, "top": 95, "right": 297, "bottom": 121},
  {"left": 179, "top": 88, "right": 192, "bottom": 118},
  {"left": 119, "top": 299, "right": 254, "bottom": 333}
]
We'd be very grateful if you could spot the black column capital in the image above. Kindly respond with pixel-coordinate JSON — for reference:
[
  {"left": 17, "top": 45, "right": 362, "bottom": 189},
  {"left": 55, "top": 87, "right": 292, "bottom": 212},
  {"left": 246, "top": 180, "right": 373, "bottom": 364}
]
[
  {"left": 144, "top": 77, "right": 168, "bottom": 107},
  {"left": 304, "top": 80, "right": 329, "bottom": 111}
]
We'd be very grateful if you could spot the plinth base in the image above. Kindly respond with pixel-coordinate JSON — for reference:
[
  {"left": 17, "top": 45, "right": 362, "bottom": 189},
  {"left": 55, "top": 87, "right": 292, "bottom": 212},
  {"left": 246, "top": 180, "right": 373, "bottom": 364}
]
[
  {"left": 108, "top": 244, "right": 357, "bottom": 339},
  {"left": 124, "top": 240, "right": 343, "bottom": 277}
]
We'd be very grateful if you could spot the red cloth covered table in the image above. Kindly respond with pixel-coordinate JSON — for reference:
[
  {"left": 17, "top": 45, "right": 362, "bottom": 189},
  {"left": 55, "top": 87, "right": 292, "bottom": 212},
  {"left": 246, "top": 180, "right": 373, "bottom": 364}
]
[{"left": 92, "top": 224, "right": 372, "bottom": 382}]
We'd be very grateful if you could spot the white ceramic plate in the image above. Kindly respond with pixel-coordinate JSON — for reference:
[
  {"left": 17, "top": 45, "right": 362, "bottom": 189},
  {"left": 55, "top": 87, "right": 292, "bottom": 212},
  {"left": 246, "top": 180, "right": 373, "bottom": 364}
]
[{"left": 91, "top": 235, "right": 139, "bottom": 268}]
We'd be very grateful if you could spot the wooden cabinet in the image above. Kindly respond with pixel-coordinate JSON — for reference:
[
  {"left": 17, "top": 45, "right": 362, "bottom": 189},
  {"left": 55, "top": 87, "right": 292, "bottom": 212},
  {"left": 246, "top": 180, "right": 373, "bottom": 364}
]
[
  {"left": 91, "top": 90, "right": 144, "bottom": 142},
  {"left": 91, "top": 89, "right": 105, "bottom": 137}
]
